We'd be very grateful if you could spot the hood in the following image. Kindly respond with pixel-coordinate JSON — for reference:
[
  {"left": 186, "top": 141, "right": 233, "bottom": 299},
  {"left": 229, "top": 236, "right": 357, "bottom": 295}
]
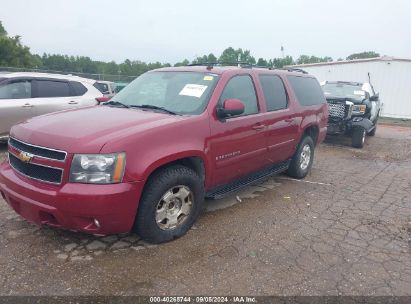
[
  {"left": 325, "top": 95, "right": 365, "bottom": 104},
  {"left": 10, "top": 106, "right": 184, "bottom": 153}
]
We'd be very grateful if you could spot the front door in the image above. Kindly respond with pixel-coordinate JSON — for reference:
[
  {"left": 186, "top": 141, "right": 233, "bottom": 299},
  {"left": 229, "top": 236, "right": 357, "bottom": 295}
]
[{"left": 208, "top": 74, "right": 269, "bottom": 188}]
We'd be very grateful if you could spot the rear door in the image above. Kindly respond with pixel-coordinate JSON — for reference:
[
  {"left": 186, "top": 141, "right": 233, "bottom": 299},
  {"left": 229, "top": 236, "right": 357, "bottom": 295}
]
[
  {"left": 31, "top": 79, "right": 82, "bottom": 115},
  {"left": 0, "top": 79, "right": 35, "bottom": 136},
  {"left": 209, "top": 74, "right": 270, "bottom": 187},
  {"left": 258, "top": 74, "right": 299, "bottom": 164}
]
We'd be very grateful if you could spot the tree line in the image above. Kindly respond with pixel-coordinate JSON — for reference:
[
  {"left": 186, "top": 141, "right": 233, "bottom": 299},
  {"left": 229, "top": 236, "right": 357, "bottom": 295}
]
[{"left": 0, "top": 21, "right": 380, "bottom": 78}]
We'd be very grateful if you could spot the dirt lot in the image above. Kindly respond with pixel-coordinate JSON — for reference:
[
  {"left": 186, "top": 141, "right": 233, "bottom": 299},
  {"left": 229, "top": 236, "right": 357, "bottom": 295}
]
[{"left": 0, "top": 124, "right": 411, "bottom": 296}]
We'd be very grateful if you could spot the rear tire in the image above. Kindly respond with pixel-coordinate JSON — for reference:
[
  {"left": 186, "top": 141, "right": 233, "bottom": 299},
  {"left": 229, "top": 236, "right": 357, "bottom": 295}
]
[
  {"left": 134, "top": 165, "right": 204, "bottom": 244},
  {"left": 286, "top": 136, "right": 314, "bottom": 179},
  {"left": 352, "top": 127, "right": 366, "bottom": 148}
]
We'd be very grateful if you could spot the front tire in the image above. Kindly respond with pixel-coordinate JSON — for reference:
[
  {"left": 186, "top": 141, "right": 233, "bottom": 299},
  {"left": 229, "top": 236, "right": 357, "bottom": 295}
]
[
  {"left": 368, "top": 124, "right": 377, "bottom": 136},
  {"left": 286, "top": 136, "right": 315, "bottom": 179},
  {"left": 134, "top": 165, "right": 204, "bottom": 243},
  {"left": 352, "top": 127, "right": 366, "bottom": 148}
]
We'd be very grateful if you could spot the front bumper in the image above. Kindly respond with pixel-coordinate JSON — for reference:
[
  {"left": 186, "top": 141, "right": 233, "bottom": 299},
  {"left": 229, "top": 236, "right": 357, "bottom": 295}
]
[
  {"left": 0, "top": 161, "right": 144, "bottom": 235},
  {"left": 327, "top": 116, "right": 373, "bottom": 136}
]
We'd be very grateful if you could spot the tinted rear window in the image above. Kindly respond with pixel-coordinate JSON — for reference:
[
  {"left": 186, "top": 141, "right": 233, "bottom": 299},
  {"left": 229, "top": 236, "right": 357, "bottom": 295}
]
[
  {"left": 70, "top": 81, "right": 88, "bottom": 96},
  {"left": 287, "top": 75, "right": 326, "bottom": 106},
  {"left": 36, "top": 80, "right": 70, "bottom": 98},
  {"left": 259, "top": 75, "right": 288, "bottom": 111}
]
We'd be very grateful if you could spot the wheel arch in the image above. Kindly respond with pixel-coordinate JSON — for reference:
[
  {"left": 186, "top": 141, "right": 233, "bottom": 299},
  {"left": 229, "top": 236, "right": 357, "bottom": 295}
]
[
  {"left": 141, "top": 152, "right": 207, "bottom": 188},
  {"left": 301, "top": 124, "right": 319, "bottom": 146}
]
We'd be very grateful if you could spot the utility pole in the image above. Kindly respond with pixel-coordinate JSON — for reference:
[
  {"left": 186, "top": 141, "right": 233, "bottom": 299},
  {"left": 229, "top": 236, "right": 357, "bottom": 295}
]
[{"left": 281, "top": 46, "right": 284, "bottom": 59}]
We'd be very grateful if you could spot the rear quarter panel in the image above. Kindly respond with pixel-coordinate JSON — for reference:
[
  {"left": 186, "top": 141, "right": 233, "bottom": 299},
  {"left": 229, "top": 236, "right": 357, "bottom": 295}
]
[{"left": 282, "top": 75, "right": 328, "bottom": 145}]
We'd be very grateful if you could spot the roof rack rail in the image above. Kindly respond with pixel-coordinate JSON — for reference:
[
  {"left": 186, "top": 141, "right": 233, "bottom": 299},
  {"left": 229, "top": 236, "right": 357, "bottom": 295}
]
[
  {"left": 187, "top": 62, "right": 253, "bottom": 69},
  {"left": 185, "top": 63, "right": 308, "bottom": 74},
  {"left": 274, "top": 67, "right": 308, "bottom": 74}
]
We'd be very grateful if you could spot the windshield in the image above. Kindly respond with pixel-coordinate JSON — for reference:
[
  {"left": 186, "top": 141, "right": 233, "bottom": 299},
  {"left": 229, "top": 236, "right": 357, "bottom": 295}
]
[
  {"left": 322, "top": 83, "right": 368, "bottom": 101},
  {"left": 110, "top": 71, "right": 219, "bottom": 115}
]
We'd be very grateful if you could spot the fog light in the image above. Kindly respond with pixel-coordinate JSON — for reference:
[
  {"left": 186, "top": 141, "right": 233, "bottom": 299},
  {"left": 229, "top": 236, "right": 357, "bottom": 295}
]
[{"left": 93, "top": 218, "right": 101, "bottom": 228}]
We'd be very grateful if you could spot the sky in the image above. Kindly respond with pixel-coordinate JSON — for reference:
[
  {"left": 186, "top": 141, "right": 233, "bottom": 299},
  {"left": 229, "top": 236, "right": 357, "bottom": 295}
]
[{"left": 1, "top": 0, "right": 410, "bottom": 64}]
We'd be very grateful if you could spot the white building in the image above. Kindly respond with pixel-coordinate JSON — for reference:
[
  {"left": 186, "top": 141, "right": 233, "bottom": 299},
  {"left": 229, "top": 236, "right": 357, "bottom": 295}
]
[{"left": 289, "top": 56, "right": 411, "bottom": 119}]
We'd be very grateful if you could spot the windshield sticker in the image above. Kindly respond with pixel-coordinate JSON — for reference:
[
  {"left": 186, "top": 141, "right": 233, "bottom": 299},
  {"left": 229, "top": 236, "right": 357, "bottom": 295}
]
[
  {"left": 354, "top": 90, "right": 365, "bottom": 96},
  {"left": 203, "top": 75, "right": 214, "bottom": 81},
  {"left": 179, "top": 84, "right": 208, "bottom": 98}
]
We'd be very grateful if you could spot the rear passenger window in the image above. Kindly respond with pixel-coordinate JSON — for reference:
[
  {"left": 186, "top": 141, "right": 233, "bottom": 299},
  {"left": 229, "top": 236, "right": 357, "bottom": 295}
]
[
  {"left": 287, "top": 75, "right": 326, "bottom": 106},
  {"left": 69, "top": 81, "right": 88, "bottom": 96},
  {"left": 220, "top": 75, "right": 258, "bottom": 116},
  {"left": 36, "top": 80, "right": 70, "bottom": 98},
  {"left": 259, "top": 75, "right": 287, "bottom": 111},
  {"left": 94, "top": 82, "right": 109, "bottom": 93}
]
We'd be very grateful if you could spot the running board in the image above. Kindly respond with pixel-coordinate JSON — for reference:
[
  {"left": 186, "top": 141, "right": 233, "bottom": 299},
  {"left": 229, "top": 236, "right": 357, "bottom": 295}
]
[{"left": 205, "top": 160, "right": 290, "bottom": 200}]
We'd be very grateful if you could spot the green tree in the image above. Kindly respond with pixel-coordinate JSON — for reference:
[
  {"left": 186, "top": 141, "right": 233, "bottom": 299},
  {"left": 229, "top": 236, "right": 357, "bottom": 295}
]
[
  {"left": 0, "top": 21, "right": 7, "bottom": 36},
  {"left": 257, "top": 58, "right": 268, "bottom": 66},
  {"left": 270, "top": 56, "right": 294, "bottom": 68},
  {"left": 346, "top": 51, "right": 380, "bottom": 60},
  {"left": 296, "top": 55, "right": 332, "bottom": 65},
  {"left": 174, "top": 59, "right": 190, "bottom": 67},
  {"left": 0, "top": 35, "right": 34, "bottom": 67},
  {"left": 218, "top": 47, "right": 256, "bottom": 65}
]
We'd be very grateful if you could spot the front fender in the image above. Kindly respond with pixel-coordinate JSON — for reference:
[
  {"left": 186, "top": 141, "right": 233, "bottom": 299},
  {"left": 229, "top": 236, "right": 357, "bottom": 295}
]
[{"left": 350, "top": 117, "right": 373, "bottom": 131}]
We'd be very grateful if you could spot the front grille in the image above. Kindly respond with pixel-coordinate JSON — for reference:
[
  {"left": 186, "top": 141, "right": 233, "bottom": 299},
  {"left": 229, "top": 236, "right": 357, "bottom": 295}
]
[
  {"left": 9, "top": 153, "right": 63, "bottom": 184},
  {"left": 327, "top": 102, "right": 346, "bottom": 119},
  {"left": 9, "top": 137, "right": 66, "bottom": 161}
]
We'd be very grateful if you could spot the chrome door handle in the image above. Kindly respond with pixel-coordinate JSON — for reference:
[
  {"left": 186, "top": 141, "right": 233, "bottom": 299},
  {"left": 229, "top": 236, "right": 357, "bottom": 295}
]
[
  {"left": 68, "top": 101, "right": 78, "bottom": 105},
  {"left": 22, "top": 103, "right": 33, "bottom": 108}
]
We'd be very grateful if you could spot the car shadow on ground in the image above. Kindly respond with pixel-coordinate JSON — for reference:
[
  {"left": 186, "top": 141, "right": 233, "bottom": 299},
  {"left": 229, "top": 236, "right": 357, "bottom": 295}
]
[{"left": 324, "top": 134, "right": 354, "bottom": 147}]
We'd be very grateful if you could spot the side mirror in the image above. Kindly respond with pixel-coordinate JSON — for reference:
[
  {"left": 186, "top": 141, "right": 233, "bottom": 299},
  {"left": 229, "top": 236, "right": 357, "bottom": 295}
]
[
  {"left": 370, "top": 93, "right": 379, "bottom": 101},
  {"left": 217, "top": 99, "right": 245, "bottom": 118}
]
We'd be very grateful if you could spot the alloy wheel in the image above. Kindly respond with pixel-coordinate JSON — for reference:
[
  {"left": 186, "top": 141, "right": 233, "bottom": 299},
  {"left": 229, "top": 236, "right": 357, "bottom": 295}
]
[{"left": 155, "top": 185, "right": 193, "bottom": 230}]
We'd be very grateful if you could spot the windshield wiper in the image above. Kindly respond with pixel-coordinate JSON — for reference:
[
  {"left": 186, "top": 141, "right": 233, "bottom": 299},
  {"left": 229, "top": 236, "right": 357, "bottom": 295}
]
[
  {"left": 130, "top": 104, "right": 178, "bottom": 115},
  {"left": 102, "top": 100, "right": 130, "bottom": 108}
]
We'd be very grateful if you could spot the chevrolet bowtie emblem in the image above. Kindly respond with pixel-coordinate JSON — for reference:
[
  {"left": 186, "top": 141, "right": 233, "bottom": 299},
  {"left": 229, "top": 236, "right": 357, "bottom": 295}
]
[{"left": 18, "top": 151, "right": 34, "bottom": 163}]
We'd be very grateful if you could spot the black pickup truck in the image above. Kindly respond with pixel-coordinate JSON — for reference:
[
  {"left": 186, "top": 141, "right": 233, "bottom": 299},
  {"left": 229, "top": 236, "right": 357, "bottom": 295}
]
[{"left": 321, "top": 81, "right": 381, "bottom": 148}]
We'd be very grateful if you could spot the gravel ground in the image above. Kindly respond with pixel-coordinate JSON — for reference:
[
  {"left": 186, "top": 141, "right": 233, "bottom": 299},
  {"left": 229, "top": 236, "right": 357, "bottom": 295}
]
[{"left": 0, "top": 123, "right": 411, "bottom": 296}]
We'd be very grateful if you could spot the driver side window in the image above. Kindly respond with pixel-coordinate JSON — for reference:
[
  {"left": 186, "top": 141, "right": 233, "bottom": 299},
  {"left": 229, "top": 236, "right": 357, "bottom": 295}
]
[
  {"left": 219, "top": 75, "right": 258, "bottom": 116},
  {"left": 0, "top": 80, "right": 32, "bottom": 99}
]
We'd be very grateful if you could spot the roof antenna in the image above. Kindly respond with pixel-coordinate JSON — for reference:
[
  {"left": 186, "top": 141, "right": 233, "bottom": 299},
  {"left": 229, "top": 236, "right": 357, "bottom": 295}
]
[{"left": 367, "top": 72, "right": 371, "bottom": 84}]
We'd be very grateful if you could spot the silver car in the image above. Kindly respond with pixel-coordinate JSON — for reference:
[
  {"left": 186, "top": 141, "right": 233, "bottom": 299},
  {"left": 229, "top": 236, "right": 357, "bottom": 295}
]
[{"left": 0, "top": 72, "right": 105, "bottom": 141}]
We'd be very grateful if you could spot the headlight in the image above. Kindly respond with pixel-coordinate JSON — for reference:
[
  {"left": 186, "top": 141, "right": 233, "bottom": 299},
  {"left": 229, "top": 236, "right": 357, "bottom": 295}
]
[
  {"left": 352, "top": 105, "right": 366, "bottom": 115},
  {"left": 69, "top": 153, "right": 126, "bottom": 184}
]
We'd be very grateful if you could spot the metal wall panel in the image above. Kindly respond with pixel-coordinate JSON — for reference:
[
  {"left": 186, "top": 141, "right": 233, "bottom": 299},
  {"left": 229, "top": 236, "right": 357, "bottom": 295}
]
[{"left": 298, "top": 59, "right": 411, "bottom": 119}]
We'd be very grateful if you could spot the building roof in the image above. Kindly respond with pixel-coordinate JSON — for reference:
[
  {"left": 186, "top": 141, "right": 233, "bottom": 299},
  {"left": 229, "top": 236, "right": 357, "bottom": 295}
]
[{"left": 288, "top": 56, "right": 411, "bottom": 68}]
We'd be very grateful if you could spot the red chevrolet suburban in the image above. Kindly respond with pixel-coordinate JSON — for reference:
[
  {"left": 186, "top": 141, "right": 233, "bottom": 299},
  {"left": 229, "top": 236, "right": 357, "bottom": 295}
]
[{"left": 0, "top": 65, "right": 328, "bottom": 243}]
